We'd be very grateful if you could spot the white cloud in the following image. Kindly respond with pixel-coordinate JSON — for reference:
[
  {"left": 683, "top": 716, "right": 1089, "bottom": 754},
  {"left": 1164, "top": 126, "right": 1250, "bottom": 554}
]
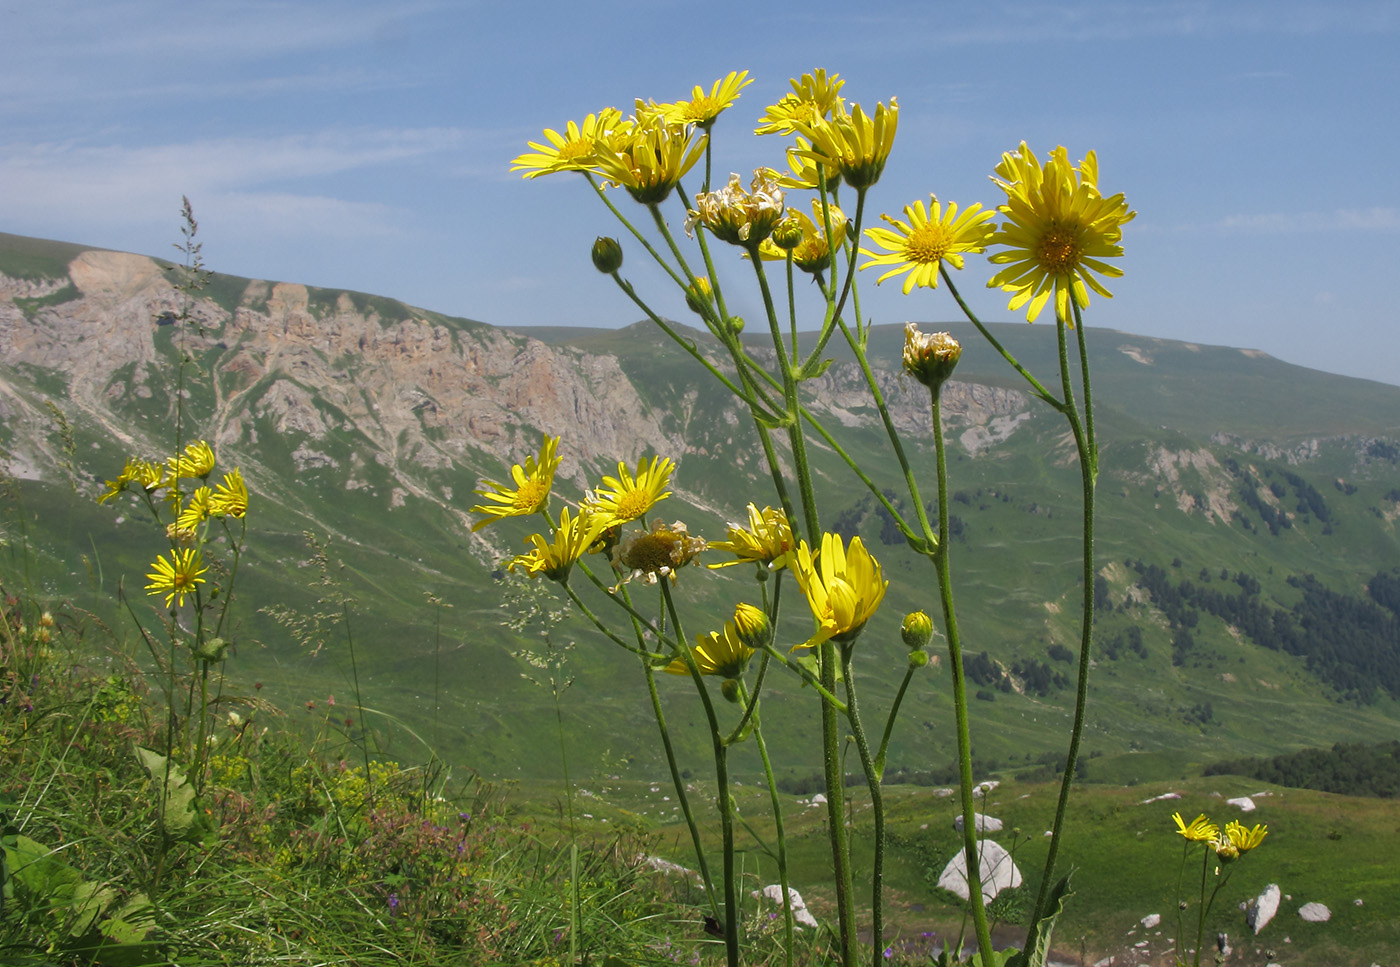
[{"left": 1218, "top": 208, "right": 1400, "bottom": 233}]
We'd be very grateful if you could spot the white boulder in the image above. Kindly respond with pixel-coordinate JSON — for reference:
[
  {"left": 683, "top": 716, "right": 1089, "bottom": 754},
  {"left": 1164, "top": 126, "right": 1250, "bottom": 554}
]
[
  {"left": 936, "top": 839, "right": 1022, "bottom": 904},
  {"left": 953, "top": 812, "right": 1004, "bottom": 833},
  {"left": 1226, "top": 796, "right": 1256, "bottom": 812},
  {"left": 1298, "top": 902, "right": 1331, "bottom": 922},
  {"left": 752, "top": 884, "right": 819, "bottom": 928},
  {"left": 1140, "top": 913, "right": 1161, "bottom": 929},
  {"left": 811, "top": 793, "right": 827, "bottom": 805},
  {"left": 1247, "top": 883, "right": 1281, "bottom": 934}
]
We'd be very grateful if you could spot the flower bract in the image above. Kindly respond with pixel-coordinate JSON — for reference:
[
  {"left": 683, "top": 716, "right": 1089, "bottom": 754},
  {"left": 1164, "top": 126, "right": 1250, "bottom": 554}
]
[
  {"left": 146, "top": 547, "right": 209, "bottom": 608},
  {"left": 790, "top": 532, "right": 887, "bottom": 650},
  {"left": 860, "top": 196, "right": 995, "bottom": 294},
  {"left": 470, "top": 435, "right": 561, "bottom": 532},
  {"left": 986, "top": 142, "right": 1135, "bottom": 323}
]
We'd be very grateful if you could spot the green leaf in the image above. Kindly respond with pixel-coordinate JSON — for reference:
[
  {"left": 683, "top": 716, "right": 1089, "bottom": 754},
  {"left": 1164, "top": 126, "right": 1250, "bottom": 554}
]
[
  {"left": 1008, "top": 872, "right": 1074, "bottom": 967},
  {"left": 799, "top": 357, "right": 835, "bottom": 380},
  {"left": 134, "top": 747, "right": 199, "bottom": 840}
]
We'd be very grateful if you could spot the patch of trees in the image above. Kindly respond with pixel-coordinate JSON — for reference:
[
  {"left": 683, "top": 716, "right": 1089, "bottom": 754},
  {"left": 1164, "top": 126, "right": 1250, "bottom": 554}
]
[
  {"left": 831, "top": 490, "right": 965, "bottom": 547},
  {"left": 1128, "top": 561, "right": 1400, "bottom": 703},
  {"left": 1099, "top": 626, "right": 1148, "bottom": 660},
  {"left": 1010, "top": 657, "right": 1068, "bottom": 696},
  {"left": 1203, "top": 740, "right": 1400, "bottom": 798}
]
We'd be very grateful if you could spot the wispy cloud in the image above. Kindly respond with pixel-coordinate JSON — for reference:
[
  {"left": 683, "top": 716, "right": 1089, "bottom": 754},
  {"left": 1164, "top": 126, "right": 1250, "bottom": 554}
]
[{"left": 1218, "top": 208, "right": 1400, "bottom": 233}]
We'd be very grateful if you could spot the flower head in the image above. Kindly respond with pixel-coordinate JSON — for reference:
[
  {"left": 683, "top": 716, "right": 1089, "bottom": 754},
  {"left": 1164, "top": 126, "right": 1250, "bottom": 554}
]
[
  {"left": 757, "top": 200, "right": 848, "bottom": 275},
  {"left": 510, "top": 109, "right": 625, "bottom": 178},
  {"left": 209, "top": 468, "right": 248, "bottom": 518},
  {"left": 665, "top": 617, "right": 755, "bottom": 679},
  {"left": 98, "top": 457, "right": 166, "bottom": 504},
  {"left": 755, "top": 69, "right": 846, "bottom": 136},
  {"left": 470, "top": 435, "right": 561, "bottom": 532},
  {"left": 860, "top": 196, "right": 995, "bottom": 294},
  {"left": 801, "top": 99, "right": 898, "bottom": 190},
  {"left": 613, "top": 519, "right": 706, "bottom": 586},
  {"left": 986, "top": 143, "right": 1135, "bottom": 323},
  {"left": 659, "top": 71, "right": 752, "bottom": 129},
  {"left": 177, "top": 486, "right": 214, "bottom": 532},
  {"left": 790, "top": 533, "right": 887, "bottom": 650},
  {"left": 586, "top": 454, "right": 674, "bottom": 526},
  {"left": 146, "top": 547, "right": 209, "bottom": 608},
  {"left": 1172, "top": 812, "right": 1219, "bottom": 843},
  {"left": 901, "top": 610, "right": 934, "bottom": 650},
  {"left": 707, "top": 504, "right": 795, "bottom": 571},
  {"left": 686, "top": 169, "right": 785, "bottom": 246},
  {"left": 169, "top": 441, "right": 216, "bottom": 480},
  {"left": 591, "top": 118, "right": 706, "bottom": 205},
  {"left": 1224, "top": 820, "right": 1268, "bottom": 853},
  {"left": 902, "top": 323, "right": 962, "bottom": 389},
  {"left": 507, "top": 507, "right": 608, "bottom": 583}
]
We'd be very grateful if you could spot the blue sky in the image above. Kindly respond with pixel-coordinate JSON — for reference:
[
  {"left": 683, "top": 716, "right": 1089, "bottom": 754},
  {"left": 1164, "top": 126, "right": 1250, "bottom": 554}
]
[{"left": 4, "top": 1, "right": 1398, "bottom": 386}]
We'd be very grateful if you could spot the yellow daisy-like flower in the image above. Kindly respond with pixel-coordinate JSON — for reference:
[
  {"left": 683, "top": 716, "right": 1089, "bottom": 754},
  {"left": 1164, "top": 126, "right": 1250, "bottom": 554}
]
[
  {"left": 1172, "top": 812, "right": 1219, "bottom": 843},
  {"left": 659, "top": 71, "right": 752, "bottom": 129},
  {"left": 177, "top": 486, "right": 214, "bottom": 532},
  {"left": 790, "top": 532, "right": 887, "bottom": 651},
  {"left": 1224, "top": 820, "right": 1268, "bottom": 852},
  {"left": 510, "top": 108, "right": 625, "bottom": 178},
  {"left": 707, "top": 504, "right": 795, "bottom": 571},
  {"left": 585, "top": 454, "right": 674, "bottom": 526},
  {"left": 755, "top": 69, "right": 846, "bottom": 135},
  {"left": 612, "top": 519, "right": 706, "bottom": 586},
  {"left": 209, "top": 468, "right": 248, "bottom": 518},
  {"left": 664, "top": 617, "right": 755, "bottom": 679},
  {"left": 146, "top": 547, "right": 209, "bottom": 608},
  {"left": 98, "top": 457, "right": 165, "bottom": 504},
  {"left": 686, "top": 168, "right": 785, "bottom": 246},
  {"left": 470, "top": 435, "right": 561, "bottom": 532},
  {"left": 986, "top": 142, "right": 1136, "bottom": 323},
  {"left": 507, "top": 507, "right": 608, "bottom": 583},
  {"left": 591, "top": 118, "right": 706, "bottom": 205},
  {"left": 860, "top": 196, "right": 996, "bottom": 294},
  {"left": 169, "top": 441, "right": 216, "bottom": 480},
  {"left": 756, "top": 200, "right": 848, "bottom": 275},
  {"left": 801, "top": 99, "right": 897, "bottom": 191},
  {"left": 775, "top": 136, "right": 842, "bottom": 191}
]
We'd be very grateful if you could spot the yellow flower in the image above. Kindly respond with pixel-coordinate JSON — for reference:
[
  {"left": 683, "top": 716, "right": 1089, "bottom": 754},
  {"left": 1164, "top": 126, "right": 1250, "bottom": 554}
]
[
  {"left": 707, "top": 504, "right": 795, "bottom": 571},
  {"left": 902, "top": 323, "right": 962, "bottom": 389},
  {"left": 612, "top": 519, "right": 706, "bottom": 586},
  {"left": 98, "top": 457, "right": 166, "bottom": 504},
  {"left": 986, "top": 142, "right": 1136, "bottom": 323},
  {"left": 860, "top": 196, "right": 995, "bottom": 294},
  {"left": 510, "top": 109, "right": 625, "bottom": 178},
  {"left": 686, "top": 168, "right": 785, "bottom": 246},
  {"left": 801, "top": 99, "right": 897, "bottom": 190},
  {"left": 145, "top": 547, "right": 208, "bottom": 608},
  {"left": 757, "top": 200, "right": 848, "bottom": 275},
  {"left": 790, "top": 533, "right": 887, "bottom": 650},
  {"left": 775, "top": 136, "right": 842, "bottom": 191},
  {"left": 755, "top": 69, "right": 846, "bottom": 135},
  {"left": 177, "top": 486, "right": 214, "bottom": 532},
  {"left": 901, "top": 610, "right": 934, "bottom": 650},
  {"left": 585, "top": 454, "right": 674, "bottom": 525},
  {"left": 1225, "top": 820, "right": 1268, "bottom": 852},
  {"left": 665, "top": 617, "right": 754, "bottom": 679},
  {"left": 470, "top": 435, "right": 561, "bottom": 532},
  {"left": 1172, "top": 812, "right": 1219, "bottom": 843},
  {"left": 591, "top": 118, "right": 706, "bottom": 205},
  {"left": 168, "top": 441, "right": 216, "bottom": 480},
  {"left": 659, "top": 71, "right": 752, "bottom": 129},
  {"left": 209, "top": 468, "right": 248, "bottom": 518},
  {"left": 506, "top": 507, "right": 608, "bottom": 583}
]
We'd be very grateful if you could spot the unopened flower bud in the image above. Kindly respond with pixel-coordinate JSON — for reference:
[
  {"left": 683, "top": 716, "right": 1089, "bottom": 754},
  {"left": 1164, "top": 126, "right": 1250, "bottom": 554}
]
[
  {"left": 908, "top": 649, "right": 929, "bottom": 668},
  {"left": 770, "top": 215, "right": 805, "bottom": 251},
  {"left": 725, "top": 315, "right": 745, "bottom": 335},
  {"left": 686, "top": 276, "right": 714, "bottom": 315},
  {"left": 721, "top": 678, "right": 743, "bottom": 703},
  {"left": 732, "top": 602, "right": 771, "bottom": 651},
  {"left": 591, "top": 236, "right": 624, "bottom": 273},
  {"left": 901, "top": 610, "right": 933, "bottom": 650},
  {"left": 903, "top": 322, "right": 961, "bottom": 389}
]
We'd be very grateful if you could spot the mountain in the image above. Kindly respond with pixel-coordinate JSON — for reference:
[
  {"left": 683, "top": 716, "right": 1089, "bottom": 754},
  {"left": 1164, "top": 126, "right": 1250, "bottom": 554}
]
[{"left": 3, "top": 231, "right": 1399, "bottom": 786}]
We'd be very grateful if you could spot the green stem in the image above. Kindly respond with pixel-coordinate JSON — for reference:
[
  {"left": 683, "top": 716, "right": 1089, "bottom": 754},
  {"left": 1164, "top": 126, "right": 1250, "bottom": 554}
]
[
  {"left": 941, "top": 268, "right": 1063, "bottom": 409},
  {"left": 821, "top": 638, "right": 858, "bottom": 967},
  {"left": 931, "top": 384, "right": 995, "bottom": 964},
  {"left": 751, "top": 708, "right": 794, "bottom": 967},
  {"left": 842, "top": 643, "right": 886, "bottom": 967},
  {"left": 874, "top": 661, "right": 918, "bottom": 778}
]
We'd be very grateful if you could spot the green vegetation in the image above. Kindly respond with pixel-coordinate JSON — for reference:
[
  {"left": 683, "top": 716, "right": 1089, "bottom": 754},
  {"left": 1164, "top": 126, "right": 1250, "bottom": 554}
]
[{"left": 1205, "top": 740, "right": 1400, "bottom": 798}]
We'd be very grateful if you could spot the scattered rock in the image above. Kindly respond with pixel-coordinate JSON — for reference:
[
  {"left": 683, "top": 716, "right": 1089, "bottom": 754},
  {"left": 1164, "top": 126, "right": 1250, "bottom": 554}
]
[
  {"left": 811, "top": 793, "right": 827, "bottom": 805},
  {"left": 1141, "top": 914, "right": 1161, "bottom": 929},
  {"left": 1355, "top": 898, "right": 1364, "bottom": 906},
  {"left": 954, "top": 812, "right": 1004, "bottom": 833},
  {"left": 1226, "top": 796, "right": 1256, "bottom": 812},
  {"left": 752, "top": 885, "right": 819, "bottom": 928},
  {"left": 936, "top": 839, "right": 1022, "bottom": 903},
  {"left": 1298, "top": 902, "right": 1331, "bottom": 922},
  {"left": 1247, "top": 884, "right": 1281, "bottom": 934},
  {"left": 1139, "top": 791, "right": 1181, "bottom": 804}
]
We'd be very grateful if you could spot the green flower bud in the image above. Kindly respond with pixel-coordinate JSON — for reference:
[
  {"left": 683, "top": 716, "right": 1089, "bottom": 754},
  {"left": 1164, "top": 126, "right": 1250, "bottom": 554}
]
[
  {"left": 903, "top": 323, "right": 962, "bottom": 390},
  {"left": 732, "top": 602, "right": 771, "bottom": 652},
  {"left": 721, "top": 678, "right": 742, "bottom": 703},
  {"left": 685, "top": 276, "right": 714, "bottom": 315},
  {"left": 770, "top": 215, "right": 804, "bottom": 251},
  {"left": 901, "top": 610, "right": 933, "bottom": 650},
  {"left": 591, "top": 236, "right": 623, "bottom": 273},
  {"left": 908, "top": 649, "right": 929, "bottom": 668}
]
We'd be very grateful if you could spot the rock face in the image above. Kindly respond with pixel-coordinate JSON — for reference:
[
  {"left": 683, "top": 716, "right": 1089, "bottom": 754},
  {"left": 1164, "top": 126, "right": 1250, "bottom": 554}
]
[
  {"left": 953, "top": 812, "right": 1004, "bottom": 833},
  {"left": 936, "top": 840, "right": 1022, "bottom": 903},
  {"left": 1298, "top": 902, "right": 1331, "bottom": 922},
  {"left": 1248, "top": 883, "right": 1281, "bottom": 934}
]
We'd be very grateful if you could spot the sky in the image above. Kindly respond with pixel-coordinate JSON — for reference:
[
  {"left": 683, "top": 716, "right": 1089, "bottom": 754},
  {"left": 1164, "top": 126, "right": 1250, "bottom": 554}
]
[{"left": 3, "top": 1, "right": 1399, "bottom": 387}]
